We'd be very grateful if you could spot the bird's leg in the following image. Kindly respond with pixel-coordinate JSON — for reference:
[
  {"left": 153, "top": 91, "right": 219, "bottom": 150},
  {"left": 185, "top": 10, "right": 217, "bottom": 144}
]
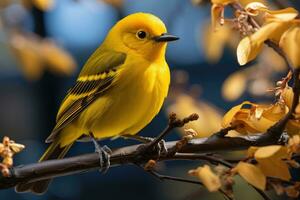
[
  {"left": 123, "top": 134, "right": 168, "bottom": 158},
  {"left": 89, "top": 132, "right": 111, "bottom": 173}
]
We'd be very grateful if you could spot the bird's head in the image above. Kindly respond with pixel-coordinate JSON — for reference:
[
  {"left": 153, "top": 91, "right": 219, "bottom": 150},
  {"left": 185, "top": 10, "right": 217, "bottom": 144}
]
[{"left": 104, "top": 13, "right": 179, "bottom": 61}]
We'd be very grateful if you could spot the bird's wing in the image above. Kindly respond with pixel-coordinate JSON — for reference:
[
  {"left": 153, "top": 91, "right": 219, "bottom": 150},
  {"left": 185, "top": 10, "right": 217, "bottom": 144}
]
[{"left": 46, "top": 49, "right": 126, "bottom": 143}]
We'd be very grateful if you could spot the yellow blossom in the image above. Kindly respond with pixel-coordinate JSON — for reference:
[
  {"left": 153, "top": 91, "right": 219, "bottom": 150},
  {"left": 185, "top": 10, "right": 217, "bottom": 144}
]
[
  {"left": 210, "top": 0, "right": 236, "bottom": 29},
  {"left": 167, "top": 94, "right": 222, "bottom": 138},
  {"left": 243, "top": 2, "right": 298, "bottom": 21},
  {"left": 236, "top": 5, "right": 298, "bottom": 65},
  {"left": 281, "top": 86, "right": 300, "bottom": 135},
  {"left": 279, "top": 25, "right": 300, "bottom": 69},
  {"left": 233, "top": 161, "right": 266, "bottom": 190},
  {"left": 202, "top": 24, "right": 232, "bottom": 63},
  {"left": 189, "top": 165, "right": 221, "bottom": 192},
  {"left": 222, "top": 71, "right": 247, "bottom": 101},
  {"left": 265, "top": 7, "right": 299, "bottom": 22},
  {"left": 222, "top": 102, "right": 287, "bottom": 134},
  {"left": 255, "top": 145, "right": 291, "bottom": 181},
  {"left": 9, "top": 33, "right": 76, "bottom": 80},
  {"left": 237, "top": 21, "right": 290, "bottom": 65},
  {"left": 244, "top": 2, "right": 268, "bottom": 16}
]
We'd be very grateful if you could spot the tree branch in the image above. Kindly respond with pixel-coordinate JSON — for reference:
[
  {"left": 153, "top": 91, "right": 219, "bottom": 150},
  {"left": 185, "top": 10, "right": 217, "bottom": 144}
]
[{"left": 0, "top": 133, "right": 284, "bottom": 190}]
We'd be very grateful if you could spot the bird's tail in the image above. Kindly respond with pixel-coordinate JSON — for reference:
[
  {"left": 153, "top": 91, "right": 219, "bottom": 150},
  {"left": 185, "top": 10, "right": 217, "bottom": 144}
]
[{"left": 15, "top": 139, "right": 73, "bottom": 194}]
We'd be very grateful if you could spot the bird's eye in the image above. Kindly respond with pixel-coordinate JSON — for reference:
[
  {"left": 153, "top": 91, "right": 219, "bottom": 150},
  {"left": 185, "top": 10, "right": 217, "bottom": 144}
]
[{"left": 136, "top": 30, "right": 147, "bottom": 39}]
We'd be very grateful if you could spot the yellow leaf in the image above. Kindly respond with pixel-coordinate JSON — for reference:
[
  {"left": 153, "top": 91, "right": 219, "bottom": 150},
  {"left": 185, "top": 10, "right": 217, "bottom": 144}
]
[
  {"left": 255, "top": 145, "right": 288, "bottom": 159},
  {"left": 266, "top": 7, "right": 299, "bottom": 22},
  {"left": 17, "top": 48, "right": 44, "bottom": 80},
  {"left": 255, "top": 146, "right": 291, "bottom": 181},
  {"left": 245, "top": 2, "right": 268, "bottom": 16},
  {"left": 254, "top": 106, "right": 264, "bottom": 119},
  {"left": 193, "top": 165, "right": 221, "bottom": 192},
  {"left": 2, "top": 157, "right": 13, "bottom": 167},
  {"left": 268, "top": 22, "right": 291, "bottom": 43},
  {"left": 286, "top": 120, "right": 300, "bottom": 135},
  {"left": 279, "top": 25, "right": 300, "bottom": 69},
  {"left": 281, "top": 86, "right": 294, "bottom": 109},
  {"left": 237, "top": 21, "right": 290, "bottom": 65},
  {"left": 262, "top": 103, "right": 287, "bottom": 121},
  {"left": 167, "top": 94, "right": 222, "bottom": 138},
  {"left": 237, "top": 36, "right": 263, "bottom": 65},
  {"left": 211, "top": 4, "right": 224, "bottom": 30},
  {"left": 222, "top": 71, "right": 247, "bottom": 101},
  {"left": 247, "top": 146, "right": 259, "bottom": 157},
  {"left": 221, "top": 101, "right": 251, "bottom": 128},
  {"left": 202, "top": 24, "right": 231, "bottom": 63},
  {"left": 248, "top": 113, "right": 276, "bottom": 132},
  {"left": 9, "top": 34, "right": 44, "bottom": 80},
  {"left": 9, "top": 143, "right": 25, "bottom": 153},
  {"left": 32, "top": 0, "right": 54, "bottom": 11},
  {"left": 221, "top": 101, "right": 269, "bottom": 134},
  {"left": 233, "top": 110, "right": 260, "bottom": 134},
  {"left": 234, "top": 161, "right": 266, "bottom": 190},
  {"left": 41, "top": 40, "right": 76, "bottom": 75},
  {"left": 222, "top": 102, "right": 288, "bottom": 134},
  {"left": 257, "top": 158, "right": 291, "bottom": 180},
  {"left": 226, "top": 130, "right": 242, "bottom": 137}
]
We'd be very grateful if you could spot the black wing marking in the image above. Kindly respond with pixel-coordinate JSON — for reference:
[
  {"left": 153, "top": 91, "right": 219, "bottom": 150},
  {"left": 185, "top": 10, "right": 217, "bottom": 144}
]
[
  {"left": 45, "top": 50, "right": 126, "bottom": 143},
  {"left": 46, "top": 78, "right": 113, "bottom": 143}
]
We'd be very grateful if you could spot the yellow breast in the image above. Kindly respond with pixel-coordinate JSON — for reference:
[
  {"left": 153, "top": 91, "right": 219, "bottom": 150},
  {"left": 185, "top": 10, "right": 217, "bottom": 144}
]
[{"left": 72, "top": 57, "right": 170, "bottom": 141}]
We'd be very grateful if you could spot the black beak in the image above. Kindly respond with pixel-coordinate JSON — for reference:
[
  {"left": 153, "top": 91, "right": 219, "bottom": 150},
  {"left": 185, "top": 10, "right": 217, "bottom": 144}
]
[{"left": 153, "top": 33, "right": 179, "bottom": 42}]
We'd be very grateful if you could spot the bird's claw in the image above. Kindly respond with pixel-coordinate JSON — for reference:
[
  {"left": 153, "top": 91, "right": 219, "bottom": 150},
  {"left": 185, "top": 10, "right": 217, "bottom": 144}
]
[
  {"left": 95, "top": 145, "right": 111, "bottom": 173},
  {"left": 91, "top": 137, "right": 111, "bottom": 173},
  {"left": 136, "top": 139, "right": 168, "bottom": 158},
  {"left": 156, "top": 140, "right": 168, "bottom": 157}
]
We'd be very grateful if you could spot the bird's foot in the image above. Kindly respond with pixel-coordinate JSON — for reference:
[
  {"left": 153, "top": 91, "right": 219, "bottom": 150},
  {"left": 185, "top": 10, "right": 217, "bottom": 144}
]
[
  {"left": 136, "top": 138, "right": 168, "bottom": 159},
  {"left": 91, "top": 137, "right": 111, "bottom": 173},
  {"left": 155, "top": 139, "right": 168, "bottom": 157},
  {"left": 97, "top": 145, "right": 111, "bottom": 173}
]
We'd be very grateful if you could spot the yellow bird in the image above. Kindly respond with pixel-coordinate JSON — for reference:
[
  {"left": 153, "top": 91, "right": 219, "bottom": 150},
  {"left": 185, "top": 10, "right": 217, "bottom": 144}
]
[{"left": 16, "top": 12, "right": 178, "bottom": 194}]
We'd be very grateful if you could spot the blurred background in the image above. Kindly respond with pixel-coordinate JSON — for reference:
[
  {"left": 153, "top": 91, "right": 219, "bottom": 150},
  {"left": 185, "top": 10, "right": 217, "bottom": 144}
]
[{"left": 0, "top": 0, "right": 299, "bottom": 199}]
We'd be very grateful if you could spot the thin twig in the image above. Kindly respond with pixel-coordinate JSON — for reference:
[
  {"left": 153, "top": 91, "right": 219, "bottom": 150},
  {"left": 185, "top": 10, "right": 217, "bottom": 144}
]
[
  {"left": 147, "top": 170, "right": 234, "bottom": 200},
  {"left": 148, "top": 170, "right": 204, "bottom": 186},
  {"left": 252, "top": 188, "right": 272, "bottom": 200},
  {"left": 290, "top": 68, "right": 300, "bottom": 115},
  {"left": 256, "top": 69, "right": 299, "bottom": 144},
  {"left": 170, "top": 153, "right": 233, "bottom": 168},
  {"left": 142, "top": 113, "right": 199, "bottom": 153}
]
